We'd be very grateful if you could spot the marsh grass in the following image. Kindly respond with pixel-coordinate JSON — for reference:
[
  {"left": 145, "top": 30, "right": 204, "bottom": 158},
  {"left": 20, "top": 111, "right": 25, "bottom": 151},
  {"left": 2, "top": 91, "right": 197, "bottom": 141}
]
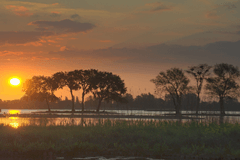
[{"left": 0, "top": 119, "right": 240, "bottom": 159}]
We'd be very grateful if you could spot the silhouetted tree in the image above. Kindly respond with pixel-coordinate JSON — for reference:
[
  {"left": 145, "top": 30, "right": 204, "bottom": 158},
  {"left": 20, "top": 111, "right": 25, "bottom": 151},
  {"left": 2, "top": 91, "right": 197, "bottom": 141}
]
[
  {"left": 84, "top": 95, "right": 98, "bottom": 109},
  {"left": 181, "top": 93, "right": 198, "bottom": 111},
  {"left": 74, "top": 69, "right": 98, "bottom": 113},
  {"left": 120, "top": 93, "right": 134, "bottom": 110},
  {"left": 205, "top": 63, "right": 240, "bottom": 115},
  {"left": 151, "top": 68, "right": 191, "bottom": 115},
  {"left": 134, "top": 93, "right": 157, "bottom": 109},
  {"left": 22, "top": 76, "right": 58, "bottom": 111},
  {"left": 186, "top": 64, "right": 211, "bottom": 115},
  {"left": 53, "top": 71, "right": 79, "bottom": 113},
  {"left": 122, "top": 93, "right": 134, "bottom": 103},
  {"left": 91, "top": 71, "right": 127, "bottom": 112}
]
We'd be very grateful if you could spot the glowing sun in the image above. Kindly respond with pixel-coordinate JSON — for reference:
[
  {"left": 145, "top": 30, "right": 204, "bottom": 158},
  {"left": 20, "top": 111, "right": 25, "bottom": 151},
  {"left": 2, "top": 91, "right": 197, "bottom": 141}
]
[{"left": 10, "top": 78, "right": 21, "bottom": 86}]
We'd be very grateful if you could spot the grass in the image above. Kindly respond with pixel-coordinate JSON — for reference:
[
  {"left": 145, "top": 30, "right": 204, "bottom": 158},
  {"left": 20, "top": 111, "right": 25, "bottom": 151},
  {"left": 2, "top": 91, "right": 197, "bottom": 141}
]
[{"left": 0, "top": 119, "right": 240, "bottom": 159}]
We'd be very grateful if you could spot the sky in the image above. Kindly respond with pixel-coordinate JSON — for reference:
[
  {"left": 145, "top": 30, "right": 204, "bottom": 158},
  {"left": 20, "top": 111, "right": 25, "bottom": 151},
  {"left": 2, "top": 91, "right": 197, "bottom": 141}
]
[{"left": 0, "top": 0, "right": 240, "bottom": 100}]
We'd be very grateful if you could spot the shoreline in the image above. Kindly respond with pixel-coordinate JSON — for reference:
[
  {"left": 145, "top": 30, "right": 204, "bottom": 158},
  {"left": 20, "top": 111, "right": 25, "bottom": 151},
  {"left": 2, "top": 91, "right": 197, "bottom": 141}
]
[
  {"left": 0, "top": 113, "right": 204, "bottom": 119},
  {"left": 0, "top": 152, "right": 232, "bottom": 160}
]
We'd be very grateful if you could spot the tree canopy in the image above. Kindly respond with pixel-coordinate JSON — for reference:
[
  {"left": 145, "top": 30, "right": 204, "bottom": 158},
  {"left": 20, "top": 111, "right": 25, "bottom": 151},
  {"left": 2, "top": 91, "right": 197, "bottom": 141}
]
[
  {"left": 186, "top": 64, "right": 212, "bottom": 115},
  {"left": 151, "top": 68, "right": 190, "bottom": 115},
  {"left": 73, "top": 69, "right": 98, "bottom": 112},
  {"left": 53, "top": 71, "right": 79, "bottom": 113},
  {"left": 22, "top": 76, "right": 58, "bottom": 111},
  {"left": 91, "top": 71, "right": 127, "bottom": 112},
  {"left": 205, "top": 63, "right": 240, "bottom": 115}
]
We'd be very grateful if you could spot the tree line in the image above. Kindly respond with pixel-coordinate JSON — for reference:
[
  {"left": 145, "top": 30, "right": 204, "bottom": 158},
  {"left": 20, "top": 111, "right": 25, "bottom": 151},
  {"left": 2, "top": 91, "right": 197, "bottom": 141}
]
[
  {"left": 22, "top": 69, "right": 127, "bottom": 113},
  {"left": 151, "top": 63, "right": 240, "bottom": 116},
  {"left": 1, "top": 91, "right": 240, "bottom": 112},
  {"left": 21, "top": 63, "right": 240, "bottom": 116}
]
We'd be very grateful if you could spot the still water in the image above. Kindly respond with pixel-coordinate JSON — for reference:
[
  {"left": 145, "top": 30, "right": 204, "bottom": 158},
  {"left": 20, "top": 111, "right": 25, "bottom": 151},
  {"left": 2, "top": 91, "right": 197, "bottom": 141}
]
[{"left": 0, "top": 109, "right": 240, "bottom": 128}]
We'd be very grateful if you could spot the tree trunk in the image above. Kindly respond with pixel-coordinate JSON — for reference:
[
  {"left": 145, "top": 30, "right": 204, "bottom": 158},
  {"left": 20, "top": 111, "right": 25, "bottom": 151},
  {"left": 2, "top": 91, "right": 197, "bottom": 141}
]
[
  {"left": 170, "top": 95, "right": 178, "bottom": 114},
  {"left": 196, "top": 93, "right": 200, "bottom": 115},
  {"left": 176, "top": 96, "right": 182, "bottom": 116},
  {"left": 96, "top": 98, "right": 102, "bottom": 113},
  {"left": 219, "top": 97, "right": 225, "bottom": 115},
  {"left": 176, "top": 106, "right": 180, "bottom": 115},
  {"left": 46, "top": 98, "right": 51, "bottom": 112},
  {"left": 70, "top": 89, "right": 75, "bottom": 114},
  {"left": 81, "top": 92, "right": 85, "bottom": 113}
]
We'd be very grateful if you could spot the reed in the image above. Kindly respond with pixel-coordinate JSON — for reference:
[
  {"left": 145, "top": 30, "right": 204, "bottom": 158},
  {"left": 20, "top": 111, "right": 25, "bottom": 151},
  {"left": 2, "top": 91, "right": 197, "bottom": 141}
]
[{"left": 0, "top": 119, "right": 239, "bottom": 159}]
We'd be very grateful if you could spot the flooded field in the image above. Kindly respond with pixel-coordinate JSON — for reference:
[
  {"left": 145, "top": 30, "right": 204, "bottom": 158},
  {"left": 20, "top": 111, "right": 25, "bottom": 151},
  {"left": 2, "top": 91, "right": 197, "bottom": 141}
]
[{"left": 0, "top": 109, "right": 240, "bottom": 128}]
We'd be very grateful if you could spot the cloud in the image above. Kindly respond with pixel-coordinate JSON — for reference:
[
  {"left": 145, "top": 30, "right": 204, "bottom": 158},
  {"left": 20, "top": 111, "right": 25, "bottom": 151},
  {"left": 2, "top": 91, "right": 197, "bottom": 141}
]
[
  {"left": 48, "top": 40, "right": 240, "bottom": 65},
  {"left": 5, "top": 5, "right": 33, "bottom": 17},
  {"left": 0, "top": 50, "right": 65, "bottom": 62},
  {"left": 151, "top": 6, "right": 172, "bottom": 12},
  {"left": 205, "top": 12, "right": 219, "bottom": 19},
  {"left": 59, "top": 46, "right": 67, "bottom": 51},
  {"left": 144, "top": 2, "right": 173, "bottom": 13},
  {"left": 47, "top": 40, "right": 56, "bottom": 43},
  {"left": 0, "top": 31, "right": 53, "bottom": 45},
  {"left": 28, "top": 19, "right": 96, "bottom": 34},
  {"left": 30, "top": 56, "right": 65, "bottom": 61},
  {"left": 216, "top": 3, "right": 237, "bottom": 10},
  {"left": 99, "top": 40, "right": 112, "bottom": 43},
  {"left": 71, "top": 14, "right": 81, "bottom": 19},
  {"left": 0, "top": 50, "right": 24, "bottom": 56},
  {"left": 210, "top": 30, "right": 240, "bottom": 35},
  {"left": 50, "top": 11, "right": 61, "bottom": 17}
]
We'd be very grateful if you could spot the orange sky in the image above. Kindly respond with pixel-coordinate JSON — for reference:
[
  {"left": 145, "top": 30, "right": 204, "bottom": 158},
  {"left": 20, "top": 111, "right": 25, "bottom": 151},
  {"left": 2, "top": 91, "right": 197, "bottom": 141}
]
[{"left": 0, "top": 0, "right": 240, "bottom": 100}]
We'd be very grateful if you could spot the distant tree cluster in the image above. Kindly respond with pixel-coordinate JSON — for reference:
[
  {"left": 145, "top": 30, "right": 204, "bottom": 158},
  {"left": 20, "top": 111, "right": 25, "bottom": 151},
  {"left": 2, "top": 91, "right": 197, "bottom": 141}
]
[
  {"left": 151, "top": 63, "right": 240, "bottom": 116},
  {"left": 22, "top": 69, "right": 127, "bottom": 113},
  {"left": 13, "top": 63, "right": 240, "bottom": 115}
]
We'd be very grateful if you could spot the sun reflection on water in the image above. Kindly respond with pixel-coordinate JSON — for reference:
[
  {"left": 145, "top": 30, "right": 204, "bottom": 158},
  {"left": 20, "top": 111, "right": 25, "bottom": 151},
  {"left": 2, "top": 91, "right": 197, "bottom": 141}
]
[
  {"left": 9, "top": 122, "right": 19, "bottom": 128},
  {"left": 9, "top": 117, "right": 19, "bottom": 129}
]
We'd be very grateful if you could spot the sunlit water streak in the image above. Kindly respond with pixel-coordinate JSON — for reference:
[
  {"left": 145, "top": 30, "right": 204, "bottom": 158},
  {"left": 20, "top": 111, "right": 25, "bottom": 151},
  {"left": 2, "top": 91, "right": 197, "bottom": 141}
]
[
  {"left": 0, "top": 109, "right": 239, "bottom": 128},
  {"left": 68, "top": 157, "right": 163, "bottom": 160},
  {"left": 0, "top": 156, "right": 164, "bottom": 160}
]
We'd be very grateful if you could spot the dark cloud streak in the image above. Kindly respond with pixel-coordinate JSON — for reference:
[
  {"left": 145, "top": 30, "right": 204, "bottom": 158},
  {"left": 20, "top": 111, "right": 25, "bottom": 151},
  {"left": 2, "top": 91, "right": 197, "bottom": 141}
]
[
  {"left": 29, "top": 19, "right": 96, "bottom": 34},
  {"left": 71, "top": 14, "right": 81, "bottom": 19},
  {"left": 217, "top": 3, "right": 237, "bottom": 10},
  {"left": 48, "top": 40, "right": 240, "bottom": 65},
  {"left": 0, "top": 31, "right": 53, "bottom": 45},
  {"left": 151, "top": 6, "right": 171, "bottom": 12}
]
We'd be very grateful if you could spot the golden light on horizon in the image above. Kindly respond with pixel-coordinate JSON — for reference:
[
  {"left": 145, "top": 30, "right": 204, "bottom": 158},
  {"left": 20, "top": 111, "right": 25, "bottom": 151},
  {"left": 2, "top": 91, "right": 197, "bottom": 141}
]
[
  {"left": 9, "top": 78, "right": 21, "bottom": 86},
  {"left": 9, "top": 110, "right": 21, "bottom": 114}
]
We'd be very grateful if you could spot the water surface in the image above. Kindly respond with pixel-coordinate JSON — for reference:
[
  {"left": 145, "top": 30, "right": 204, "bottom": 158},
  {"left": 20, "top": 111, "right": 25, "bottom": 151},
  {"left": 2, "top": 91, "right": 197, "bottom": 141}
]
[{"left": 0, "top": 109, "right": 239, "bottom": 128}]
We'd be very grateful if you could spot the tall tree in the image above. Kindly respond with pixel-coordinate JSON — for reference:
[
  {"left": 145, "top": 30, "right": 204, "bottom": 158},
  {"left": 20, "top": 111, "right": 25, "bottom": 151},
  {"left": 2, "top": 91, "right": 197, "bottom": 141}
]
[
  {"left": 22, "top": 76, "right": 58, "bottom": 111},
  {"left": 205, "top": 63, "right": 240, "bottom": 115},
  {"left": 91, "top": 71, "right": 127, "bottom": 112},
  {"left": 53, "top": 71, "right": 79, "bottom": 113},
  {"left": 151, "top": 68, "right": 191, "bottom": 115},
  {"left": 74, "top": 69, "right": 98, "bottom": 113},
  {"left": 186, "top": 64, "right": 212, "bottom": 115}
]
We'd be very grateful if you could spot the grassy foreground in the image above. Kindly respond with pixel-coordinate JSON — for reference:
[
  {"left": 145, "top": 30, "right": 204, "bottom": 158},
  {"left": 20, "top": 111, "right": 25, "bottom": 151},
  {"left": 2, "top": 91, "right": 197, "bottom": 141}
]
[{"left": 0, "top": 119, "right": 240, "bottom": 159}]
